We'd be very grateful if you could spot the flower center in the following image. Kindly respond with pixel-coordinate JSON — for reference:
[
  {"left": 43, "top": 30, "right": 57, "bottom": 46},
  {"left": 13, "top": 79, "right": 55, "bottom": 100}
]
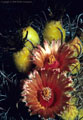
[
  {"left": 44, "top": 54, "right": 59, "bottom": 69},
  {"left": 41, "top": 87, "right": 51, "bottom": 101},
  {"left": 48, "top": 55, "right": 56, "bottom": 64},
  {"left": 38, "top": 87, "right": 55, "bottom": 107}
]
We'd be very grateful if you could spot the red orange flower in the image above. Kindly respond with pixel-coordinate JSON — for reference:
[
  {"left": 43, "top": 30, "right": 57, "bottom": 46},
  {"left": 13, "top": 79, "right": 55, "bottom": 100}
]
[
  {"left": 21, "top": 70, "right": 73, "bottom": 119},
  {"left": 32, "top": 40, "right": 77, "bottom": 72}
]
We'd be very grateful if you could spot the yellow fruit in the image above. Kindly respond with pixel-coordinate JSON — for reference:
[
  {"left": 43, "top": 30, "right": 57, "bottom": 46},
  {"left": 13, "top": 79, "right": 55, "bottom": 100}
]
[
  {"left": 78, "top": 109, "right": 83, "bottom": 119},
  {"left": 22, "top": 26, "right": 40, "bottom": 50},
  {"left": 69, "top": 36, "right": 83, "bottom": 57},
  {"left": 62, "top": 105, "right": 78, "bottom": 120},
  {"left": 69, "top": 60, "right": 80, "bottom": 74},
  {"left": 13, "top": 47, "right": 31, "bottom": 72},
  {"left": 62, "top": 97, "right": 78, "bottom": 120},
  {"left": 43, "top": 21, "right": 66, "bottom": 42}
]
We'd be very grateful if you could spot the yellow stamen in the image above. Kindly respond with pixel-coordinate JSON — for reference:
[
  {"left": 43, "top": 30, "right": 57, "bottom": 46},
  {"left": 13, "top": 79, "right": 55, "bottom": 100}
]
[
  {"left": 48, "top": 55, "right": 56, "bottom": 64},
  {"left": 42, "top": 87, "right": 51, "bottom": 101}
]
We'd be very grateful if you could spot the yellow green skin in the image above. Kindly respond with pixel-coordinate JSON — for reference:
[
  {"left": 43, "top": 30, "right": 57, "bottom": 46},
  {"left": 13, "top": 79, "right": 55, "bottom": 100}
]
[
  {"left": 68, "top": 36, "right": 83, "bottom": 75},
  {"left": 68, "top": 36, "right": 83, "bottom": 57},
  {"left": 69, "top": 60, "right": 80, "bottom": 75},
  {"left": 43, "top": 21, "right": 66, "bottom": 42},
  {"left": 22, "top": 26, "right": 40, "bottom": 50},
  {"left": 13, "top": 47, "right": 31, "bottom": 72}
]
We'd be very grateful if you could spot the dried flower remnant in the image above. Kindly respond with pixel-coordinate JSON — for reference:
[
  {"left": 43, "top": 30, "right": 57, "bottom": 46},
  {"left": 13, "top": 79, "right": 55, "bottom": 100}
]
[
  {"left": 21, "top": 70, "right": 73, "bottom": 119},
  {"left": 32, "top": 40, "right": 77, "bottom": 72}
]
